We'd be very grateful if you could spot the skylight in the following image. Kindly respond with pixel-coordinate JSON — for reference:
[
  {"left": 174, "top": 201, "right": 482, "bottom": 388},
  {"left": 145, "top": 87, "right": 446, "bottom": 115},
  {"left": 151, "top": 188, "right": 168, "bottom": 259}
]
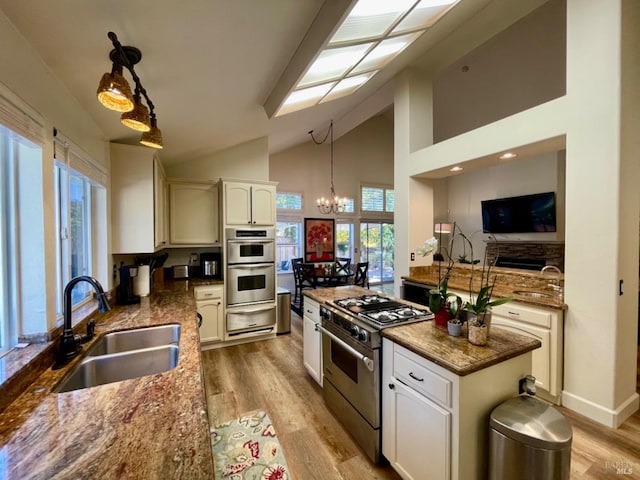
[{"left": 275, "top": 0, "right": 459, "bottom": 117}]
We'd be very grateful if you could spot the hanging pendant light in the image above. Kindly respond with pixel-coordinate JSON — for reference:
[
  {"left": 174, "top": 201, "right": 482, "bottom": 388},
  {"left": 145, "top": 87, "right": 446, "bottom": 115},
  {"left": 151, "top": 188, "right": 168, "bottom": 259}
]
[
  {"left": 140, "top": 115, "right": 163, "bottom": 149},
  {"left": 97, "top": 63, "right": 134, "bottom": 112},
  {"left": 96, "top": 32, "right": 163, "bottom": 149},
  {"left": 309, "top": 120, "right": 347, "bottom": 214},
  {"left": 120, "top": 93, "right": 151, "bottom": 131}
]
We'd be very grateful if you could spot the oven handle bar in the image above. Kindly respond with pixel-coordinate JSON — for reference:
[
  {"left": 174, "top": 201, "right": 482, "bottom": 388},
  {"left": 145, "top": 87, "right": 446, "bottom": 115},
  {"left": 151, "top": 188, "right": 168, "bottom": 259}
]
[
  {"left": 316, "top": 324, "right": 374, "bottom": 372},
  {"left": 227, "top": 239, "right": 274, "bottom": 245}
]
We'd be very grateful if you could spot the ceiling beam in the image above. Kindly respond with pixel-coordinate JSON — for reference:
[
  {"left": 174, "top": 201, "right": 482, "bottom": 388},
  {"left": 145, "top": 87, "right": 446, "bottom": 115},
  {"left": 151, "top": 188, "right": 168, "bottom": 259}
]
[{"left": 263, "top": 0, "right": 355, "bottom": 118}]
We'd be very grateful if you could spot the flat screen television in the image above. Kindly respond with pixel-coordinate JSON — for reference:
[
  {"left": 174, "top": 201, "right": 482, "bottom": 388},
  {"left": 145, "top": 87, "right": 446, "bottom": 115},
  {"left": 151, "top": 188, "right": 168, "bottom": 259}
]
[{"left": 481, "top": 192, "right": 556, "bottom": 233}]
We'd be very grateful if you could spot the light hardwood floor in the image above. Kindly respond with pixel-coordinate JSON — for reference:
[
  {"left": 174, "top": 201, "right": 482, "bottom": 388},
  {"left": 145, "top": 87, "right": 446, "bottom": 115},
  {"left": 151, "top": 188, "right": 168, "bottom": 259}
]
[{"left": 202, "top": 314, "right": 640, "bottom": 479}]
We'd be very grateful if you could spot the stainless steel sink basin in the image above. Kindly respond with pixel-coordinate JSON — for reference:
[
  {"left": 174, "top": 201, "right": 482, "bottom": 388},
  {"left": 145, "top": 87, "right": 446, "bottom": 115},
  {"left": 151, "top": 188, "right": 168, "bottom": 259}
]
[
  {"left": 86, "top": 324, "right": 181, "bottom": 356},
  {"left": 54, "top": 344, "right": 180, "bottom": 393},
  {"left": 513, "top": 290, "right": 553, "bottom": 299}
]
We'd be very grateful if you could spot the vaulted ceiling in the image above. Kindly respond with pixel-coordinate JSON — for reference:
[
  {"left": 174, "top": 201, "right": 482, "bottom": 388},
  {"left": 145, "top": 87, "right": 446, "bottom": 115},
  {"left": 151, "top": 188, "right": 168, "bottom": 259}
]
[{"left": 0, "top": 0, "right": 548, "bottom": 165}]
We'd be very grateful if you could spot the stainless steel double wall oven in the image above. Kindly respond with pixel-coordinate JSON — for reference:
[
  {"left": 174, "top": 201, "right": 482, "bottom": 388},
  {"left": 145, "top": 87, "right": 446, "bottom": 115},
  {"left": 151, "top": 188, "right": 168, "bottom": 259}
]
[{"left": 225, "top": 228, "right": 276, "bottom": 337}]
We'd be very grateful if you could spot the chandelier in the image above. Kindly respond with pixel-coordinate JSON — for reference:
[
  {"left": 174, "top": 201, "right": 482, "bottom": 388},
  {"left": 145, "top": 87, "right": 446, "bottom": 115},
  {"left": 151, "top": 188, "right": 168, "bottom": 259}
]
[
  {"left": 96, "top": 32, "right": 163, "bottom": 149},
  {"left": 309, "top": 120, "right": 348, "bottom": 214}
]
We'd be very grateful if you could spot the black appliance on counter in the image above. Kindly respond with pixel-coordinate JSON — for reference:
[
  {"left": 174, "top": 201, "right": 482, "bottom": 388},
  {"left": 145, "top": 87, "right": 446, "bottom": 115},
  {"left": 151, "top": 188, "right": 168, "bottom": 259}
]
[
  {"left": 318, "top": 294, "right": 433, "bottom": 463},
  {"left": 117, "top": 264, "right": 140, "bottom": 305}
]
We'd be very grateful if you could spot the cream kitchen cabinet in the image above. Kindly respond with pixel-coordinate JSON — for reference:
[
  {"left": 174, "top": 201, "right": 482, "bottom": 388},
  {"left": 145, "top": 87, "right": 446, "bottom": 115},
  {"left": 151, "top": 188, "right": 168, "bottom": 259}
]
[
  {"left": 195, "top": 285, "right": 224, "bottom": 346},
  {"left": 302, "top": 297, "right": 322, "bottom": 386},
  {"left": 382, "top": 338, "right": 532, "bottom": 480},
  {"left": 223, "top": 180, "right": 276, "bottom": 226},
  {"left": 111, "top": 143, "right": 167, "bottom": 253},
  {"left": 169, "top": 181, "right": 219, "bottom": 245},
  {"left": 447, "top": 287, "right": 564, "bottom": 405},
  {"left": 491, "top": 301, "right": 564, "bottom": 404}
]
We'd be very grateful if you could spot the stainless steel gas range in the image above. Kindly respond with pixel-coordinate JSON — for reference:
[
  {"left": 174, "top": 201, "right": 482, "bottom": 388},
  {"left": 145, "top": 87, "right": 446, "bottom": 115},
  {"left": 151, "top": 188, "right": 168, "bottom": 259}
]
[{"left": 317, "top": 294, "right": 434, "bottom": 463}]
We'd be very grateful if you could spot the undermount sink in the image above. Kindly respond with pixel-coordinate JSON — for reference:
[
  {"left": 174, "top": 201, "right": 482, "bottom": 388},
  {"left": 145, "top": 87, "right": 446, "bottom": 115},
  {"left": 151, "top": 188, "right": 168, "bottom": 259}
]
[
  {"left": 86, "top": 324, "right": 181, "bottom": 356},
  {"left": 54, "top": 344, "right": 180, "bottom": 393},
  {"left": 513, "top": 290, "right": 554, "bottom": 299},
  {"left": 54, "top": 324, "right": 182, "bottom": 393}
]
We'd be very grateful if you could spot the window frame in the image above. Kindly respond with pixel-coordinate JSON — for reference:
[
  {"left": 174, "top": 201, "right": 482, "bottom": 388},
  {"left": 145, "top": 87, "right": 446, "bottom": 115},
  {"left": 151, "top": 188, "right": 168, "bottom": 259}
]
[
  {"left": 276, "top": 191, "right": 304, "bottom": 213},
  {"left": 360, "top": 183, "right": 394, "bottom": 214}
]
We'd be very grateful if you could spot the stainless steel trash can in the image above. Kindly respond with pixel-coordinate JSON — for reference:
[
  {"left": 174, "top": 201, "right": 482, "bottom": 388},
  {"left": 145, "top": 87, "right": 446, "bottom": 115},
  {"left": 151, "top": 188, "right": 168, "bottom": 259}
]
[
  {"left": 489, "top": 395, "right": 572, "bottom": 480},
  {"left": 276, "top": 287, "right": 291, "bottom": 334}
]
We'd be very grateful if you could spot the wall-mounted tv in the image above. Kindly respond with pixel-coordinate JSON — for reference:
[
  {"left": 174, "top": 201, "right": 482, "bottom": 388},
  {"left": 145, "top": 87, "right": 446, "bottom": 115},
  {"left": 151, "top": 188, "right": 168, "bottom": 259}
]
[{"left": 481, "top": 192, "right": 556, "bottom": 233}]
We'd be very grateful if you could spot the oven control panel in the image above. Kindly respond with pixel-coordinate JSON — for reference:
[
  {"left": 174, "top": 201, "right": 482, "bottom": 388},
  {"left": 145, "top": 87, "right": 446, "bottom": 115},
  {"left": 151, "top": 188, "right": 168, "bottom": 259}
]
[{"left": 320, "top": 306, "right": 371, "bottom": 344}]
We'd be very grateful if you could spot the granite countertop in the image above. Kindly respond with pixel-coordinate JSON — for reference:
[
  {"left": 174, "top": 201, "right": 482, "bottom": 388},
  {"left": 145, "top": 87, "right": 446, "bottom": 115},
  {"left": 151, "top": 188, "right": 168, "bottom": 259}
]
[
  {"left": 0, "top": 279, "right": 216, "bottom": 479},
  {"left": 304, "top": 285, "right": 540, "bottom": 376},
  {"left": 382, "top": 322, "right": 541, "bottom": 376}
]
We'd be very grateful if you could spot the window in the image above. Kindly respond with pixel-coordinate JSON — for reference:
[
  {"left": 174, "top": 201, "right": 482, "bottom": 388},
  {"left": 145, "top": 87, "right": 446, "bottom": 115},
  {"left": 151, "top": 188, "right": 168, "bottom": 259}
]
[
  {"left": 276, "top": 192, "right": 303, "bottom": 210},
  {"left": 335, "top": 222, "right": 354, "bottom": 259},
  {"left": 361, "top": 185, "right": 394, "bottom": 213},
  {"left": 341, "top": 198, "right": 356, "bottom": 214},
  {"left": 276, "top": 221, "right": 303, "bottom": 273},
  {"left": 54, "top": 163, "right": 94, "bottom": 313},
  {"left": 0, "top": 125, "right": 44, "bottom": 356},
  {"left": 53, "top": 131, "right": 107, "bottom": 320}
]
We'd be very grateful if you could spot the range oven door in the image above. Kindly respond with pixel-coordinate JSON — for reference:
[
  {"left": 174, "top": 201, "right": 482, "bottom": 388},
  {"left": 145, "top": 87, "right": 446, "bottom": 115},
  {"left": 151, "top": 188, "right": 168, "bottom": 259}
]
[
  {"left": 320, "top": 323, "right": 379, "bottom": 428},
  {"left": 227, "top": 239, "right": 275, "bottom": 264},
  {"left": 227, "top": 263, "right": 275, "bottom": 306}
]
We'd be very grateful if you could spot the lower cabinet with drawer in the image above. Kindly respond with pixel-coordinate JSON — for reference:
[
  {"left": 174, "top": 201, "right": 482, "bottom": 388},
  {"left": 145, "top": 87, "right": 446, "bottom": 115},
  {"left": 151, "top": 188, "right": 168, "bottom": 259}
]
[
  {"left": 491, "top": 302, "right": 563, "bottom": 404},
  {"left": 382, "top": 338, "right": 532, "bottom": 480}
]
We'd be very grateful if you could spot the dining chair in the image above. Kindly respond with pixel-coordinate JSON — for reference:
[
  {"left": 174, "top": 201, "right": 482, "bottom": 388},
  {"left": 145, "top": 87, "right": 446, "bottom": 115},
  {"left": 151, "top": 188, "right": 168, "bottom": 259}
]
[
  {"left": 353, "top": 262, "right": 369, "bottom": 288},
  {"left": 292, "top": 262, "right": 317, "bottom": 313},
  {"left": 330, "top": 257, "right": 351, "bottom": 286}
]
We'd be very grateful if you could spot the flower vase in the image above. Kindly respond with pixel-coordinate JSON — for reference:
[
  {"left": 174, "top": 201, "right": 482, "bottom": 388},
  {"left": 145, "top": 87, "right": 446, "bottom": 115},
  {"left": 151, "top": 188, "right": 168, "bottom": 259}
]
[
  {"left": 314, "top": 241, "right": 323, "bottom": 258},
  {"left": 468, "top": 322, "right": 488, "bottom": 346},
  {"left": 447, "top": 321, "right": 462, "bottom": 337},
  {"left": 434, "top": 306, "right": 451, "bottom": 329}
]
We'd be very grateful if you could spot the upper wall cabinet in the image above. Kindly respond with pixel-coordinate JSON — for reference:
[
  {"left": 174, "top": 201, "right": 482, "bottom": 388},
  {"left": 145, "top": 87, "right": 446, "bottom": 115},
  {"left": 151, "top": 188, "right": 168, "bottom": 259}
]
[
  {"left": 169, "top": 181, "right": 219, "bottom": 245},
  {"left": 111, "top": 144, "right": 167, "bottom": 254},
  {"left": 223, "top": 180, "right": 276, "bottom": 226}
]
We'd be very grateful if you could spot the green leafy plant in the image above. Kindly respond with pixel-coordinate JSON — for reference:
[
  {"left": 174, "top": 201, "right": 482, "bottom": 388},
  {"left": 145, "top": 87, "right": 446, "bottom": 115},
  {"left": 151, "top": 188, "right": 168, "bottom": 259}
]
[{"left": 464, "top": 251, "right": 513, "bottom": 326}]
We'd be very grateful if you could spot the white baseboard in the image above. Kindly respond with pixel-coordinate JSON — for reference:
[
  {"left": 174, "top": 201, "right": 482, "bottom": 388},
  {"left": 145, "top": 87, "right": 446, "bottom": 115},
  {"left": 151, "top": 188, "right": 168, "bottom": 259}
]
[{"left": 562, "top": 390, "right": 640, "bottom": 428}]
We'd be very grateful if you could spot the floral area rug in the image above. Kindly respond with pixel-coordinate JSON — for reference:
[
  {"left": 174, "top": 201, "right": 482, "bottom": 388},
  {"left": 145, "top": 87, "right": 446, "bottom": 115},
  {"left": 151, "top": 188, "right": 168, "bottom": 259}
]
[{"left": 211, "top": 410, "right": 290, "bottom": 480}]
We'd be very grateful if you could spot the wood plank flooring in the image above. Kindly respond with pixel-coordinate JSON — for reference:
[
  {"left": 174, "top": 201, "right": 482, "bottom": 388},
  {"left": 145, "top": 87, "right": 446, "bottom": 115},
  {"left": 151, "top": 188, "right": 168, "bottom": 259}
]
[{"left": 201, "top": 314, "right": 640, "bottom": 480}]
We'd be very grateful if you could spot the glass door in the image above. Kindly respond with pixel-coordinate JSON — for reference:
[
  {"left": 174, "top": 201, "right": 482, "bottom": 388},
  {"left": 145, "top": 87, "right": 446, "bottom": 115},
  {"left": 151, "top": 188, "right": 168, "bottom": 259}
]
[{"left": 360, "top": 222, "right": 394, "bottom": 284}]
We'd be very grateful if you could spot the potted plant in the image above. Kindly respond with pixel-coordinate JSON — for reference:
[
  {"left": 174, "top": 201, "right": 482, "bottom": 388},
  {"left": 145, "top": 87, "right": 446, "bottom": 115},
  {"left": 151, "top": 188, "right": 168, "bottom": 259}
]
[
  {"left": 464, "top": 253, "right": 513, "bottom": 346},
  {"left": 446, "top": 294, "right": 464, "bottom": 337}
]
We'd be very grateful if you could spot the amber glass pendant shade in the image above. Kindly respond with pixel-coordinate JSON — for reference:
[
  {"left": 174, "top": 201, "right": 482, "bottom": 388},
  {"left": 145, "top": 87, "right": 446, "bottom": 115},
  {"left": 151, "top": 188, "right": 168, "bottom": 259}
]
[
  {"left": 96, "top": 65, "right": 134, "bottom": 112},
  {"left": 120, "top": 95, "right": 150, "bottom": 131},
  {"left": 140, "top": 117, "right": 163, "bottom": 149}
]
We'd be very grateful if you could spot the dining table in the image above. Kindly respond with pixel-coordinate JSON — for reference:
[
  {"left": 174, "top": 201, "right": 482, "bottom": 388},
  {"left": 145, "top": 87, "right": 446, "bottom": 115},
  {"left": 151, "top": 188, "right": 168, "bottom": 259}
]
[{"left": 313, "top": 265, "right": 354, "bottom": 286}]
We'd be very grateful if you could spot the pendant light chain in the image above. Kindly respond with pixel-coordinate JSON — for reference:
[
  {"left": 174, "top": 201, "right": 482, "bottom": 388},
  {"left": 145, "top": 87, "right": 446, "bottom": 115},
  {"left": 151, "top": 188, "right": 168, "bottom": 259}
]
[{"left": 309, "top": 120, "right": 346, "bottom": 214}]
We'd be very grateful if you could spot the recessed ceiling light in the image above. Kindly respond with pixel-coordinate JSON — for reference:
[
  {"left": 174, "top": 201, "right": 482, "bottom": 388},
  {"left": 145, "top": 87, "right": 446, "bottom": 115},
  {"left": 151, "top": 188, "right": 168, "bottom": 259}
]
[
  {"left": 450, "top": 166, "right": 463, "bottom": 172},
  {"left": 499, "top": 152, "right": 517, "bottom": 160}
]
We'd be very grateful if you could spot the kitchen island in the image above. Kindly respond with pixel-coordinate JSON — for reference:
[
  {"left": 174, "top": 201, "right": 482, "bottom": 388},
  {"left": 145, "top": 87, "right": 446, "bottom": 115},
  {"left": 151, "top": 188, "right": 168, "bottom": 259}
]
[
  {"left": 304, "top": 285, "right": 540, "bottom": 480},
  {"left": 0, "top": 280, "right": 218, "bottom": 479}
]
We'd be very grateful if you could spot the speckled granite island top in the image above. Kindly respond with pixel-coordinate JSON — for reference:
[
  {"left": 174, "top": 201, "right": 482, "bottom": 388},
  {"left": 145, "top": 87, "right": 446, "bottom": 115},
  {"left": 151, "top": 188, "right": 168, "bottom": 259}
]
[
  {"left": 382, "top": 322, "right": 541, "bottom": 376},
  {"left": 304, "top": 285, "right": 540, "bottom": 377},
  {"left": 0, "top": 279, "right": 218, "bottom": 479}
]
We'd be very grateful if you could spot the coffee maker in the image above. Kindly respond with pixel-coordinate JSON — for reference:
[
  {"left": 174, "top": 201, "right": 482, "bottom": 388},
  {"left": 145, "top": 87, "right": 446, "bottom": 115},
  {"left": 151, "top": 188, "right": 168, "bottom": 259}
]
[{"left": 117, "top": 263, "right": 141, "bottom": 305}]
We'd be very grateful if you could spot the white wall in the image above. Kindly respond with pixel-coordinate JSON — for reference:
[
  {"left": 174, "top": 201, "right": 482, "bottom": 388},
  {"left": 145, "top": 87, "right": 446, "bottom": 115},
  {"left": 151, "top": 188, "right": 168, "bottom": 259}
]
[
  {"left": 270, "top": 115, "right": 394, "bottom": 218},
  {"left": 165, "top": 136, "right": 269, "bottom": 181},
  {"left": 433, "top": 0, "right": 566, "bottom": 142},
  {"left": 443, "top": 151, "right": 565, "bottom": 261},
  {"left": 0, "top": 9, "right": 108, "bottom": 334}
]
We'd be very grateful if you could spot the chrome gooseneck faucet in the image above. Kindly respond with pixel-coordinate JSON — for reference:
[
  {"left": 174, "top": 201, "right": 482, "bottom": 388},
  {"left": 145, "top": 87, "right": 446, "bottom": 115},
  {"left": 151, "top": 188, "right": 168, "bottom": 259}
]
[{"left": 58, "top": 276, "right": 111, "bottom": 365}]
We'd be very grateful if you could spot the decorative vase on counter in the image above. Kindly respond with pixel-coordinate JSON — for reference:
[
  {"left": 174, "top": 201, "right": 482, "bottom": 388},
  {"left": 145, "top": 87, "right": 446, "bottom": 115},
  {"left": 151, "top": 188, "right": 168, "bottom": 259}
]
[
  {"left": 434, "top": 306, "right": 451, "bottom": 329},
  {"left": 466, "top": 311, "right": 492, "bottom": 336},
  {"left": 447, "top": 320, "right": 462, "bottom": 337},
  {"left": 467, "top": 321, "right": 488, "bottom": 346}
]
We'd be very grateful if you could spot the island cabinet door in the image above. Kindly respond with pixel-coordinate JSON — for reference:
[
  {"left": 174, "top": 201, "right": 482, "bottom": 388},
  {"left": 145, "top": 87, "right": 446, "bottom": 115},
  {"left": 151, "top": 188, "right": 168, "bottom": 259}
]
[{"left": 383, "top": 378, "right": 451, "bottom": 480}]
